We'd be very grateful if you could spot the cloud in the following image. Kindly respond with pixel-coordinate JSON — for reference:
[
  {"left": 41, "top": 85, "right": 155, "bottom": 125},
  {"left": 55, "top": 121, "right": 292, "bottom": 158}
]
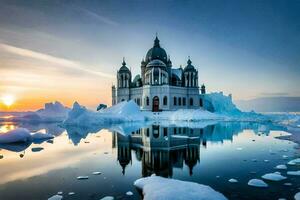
[
  {"left": 0, "top": 43, "right": 114, "bottom": 79},
  {"left": 260, "top": 92, "right": 290, "bottom": 97},
  {"left": 74, "top": 7, "right": 119, "bottom": 26}
]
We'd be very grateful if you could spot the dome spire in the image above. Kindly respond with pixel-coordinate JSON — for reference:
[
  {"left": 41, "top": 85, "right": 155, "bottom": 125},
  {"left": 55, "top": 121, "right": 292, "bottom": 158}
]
[
  {"left": 122, "top": 57, "right": 126, "bottom": 66},
  {"left": 187, "top": 56, "right": 192, "bottom": 65},
  {"left": 154, "top": 33, "right": 160, "bottom": 47}
]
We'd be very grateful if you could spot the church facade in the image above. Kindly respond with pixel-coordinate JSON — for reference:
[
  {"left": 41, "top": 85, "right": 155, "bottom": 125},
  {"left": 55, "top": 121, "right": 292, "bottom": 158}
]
[{"left": 112, "top": 36, "right": 206, "bottom": 112}]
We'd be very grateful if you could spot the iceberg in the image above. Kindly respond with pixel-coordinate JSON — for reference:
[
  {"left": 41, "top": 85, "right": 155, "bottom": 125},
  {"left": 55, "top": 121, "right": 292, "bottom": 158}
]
[
  {"left": 0, "top": 128, "right": 31, "bottom": 143},
  {"left": 247, "top": 179, "right": 268, "bottom": 187},
  {"left": 134, "top": 175, "right": 227, "bottom": 200},
  {"left": 64, "top": 100, "right": 145, "bottom": 127}
]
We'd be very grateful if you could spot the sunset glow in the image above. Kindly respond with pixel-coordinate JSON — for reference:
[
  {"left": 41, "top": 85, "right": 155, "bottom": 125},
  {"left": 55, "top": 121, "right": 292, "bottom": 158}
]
[{"left": 1, "top": 95, "right": 15, "bottom": 107}]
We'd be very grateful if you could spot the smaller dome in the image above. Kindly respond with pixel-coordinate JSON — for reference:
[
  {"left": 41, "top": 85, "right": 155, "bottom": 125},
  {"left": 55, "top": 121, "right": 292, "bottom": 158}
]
[
  {"left": 119, "top": 58, "right": 130, "bottom": 73},
  {"left": 146, "top": 59, "right": 167, "bottom": 68},
  {"left": 184, "top": 57, "right": 196, "bottom": 72}
]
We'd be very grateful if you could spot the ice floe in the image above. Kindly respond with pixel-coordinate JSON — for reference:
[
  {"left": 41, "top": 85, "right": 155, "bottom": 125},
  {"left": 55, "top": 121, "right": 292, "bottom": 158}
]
[
  {"left": 126, "top": 191, "right": 133, "bottom": 196},
  {"left": 48, "top": 195, "right": 63, "bottom": 200},
  {"left": 134, "top": 175, "right": 227, "bottom": 200},
  {"left": 228, "top": 179, "right": 238, "bottom": 183},
  {"left": 295, "top": 192, "right": 300, "bottom": 200},
  {"left": 275, "top": 165, "right": 287, "bottom": 170},
  {"left": 0, "top": 128, "right": 31, "bottom": 143},
  {"left": 287, "top": 158, "right": 300, "bottom": 165},
  {"left": 287, "top": 171, "right": 300, "bottom": 176},
  {"left": 77, "top": 176, "right": 89, "bottom": 180},
  {"left": 262, "top": 172, "right": 287, "bottom": 181},
  {"left": 100, "top": 197, "right": 114, "bottom": 200},
  {"left": 247, "top": 179, "right": 268, "bottom": 188}
]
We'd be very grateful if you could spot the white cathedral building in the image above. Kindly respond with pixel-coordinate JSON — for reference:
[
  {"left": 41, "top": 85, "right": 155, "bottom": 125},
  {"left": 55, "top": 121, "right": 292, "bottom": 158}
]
[{"left": 112, "top": 36, "right": 206, "bottom": 112}]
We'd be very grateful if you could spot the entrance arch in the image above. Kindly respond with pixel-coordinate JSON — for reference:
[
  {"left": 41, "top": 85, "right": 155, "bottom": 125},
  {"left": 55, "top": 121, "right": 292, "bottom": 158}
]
[{"left": 152, "top": 96, "right": 159, "bottom": 112}]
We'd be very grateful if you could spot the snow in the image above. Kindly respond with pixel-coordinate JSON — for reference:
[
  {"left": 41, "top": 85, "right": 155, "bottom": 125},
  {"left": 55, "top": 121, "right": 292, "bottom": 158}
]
[
  {"left": 48, "top": 195, "right": 63, "bottom": 200},
  {"left": 247, "top": 179, "right": 268, "bottom": 188},
  {"left": 228, "top": 178, "right": 238, "bottom": 183},
  {"left": 134, "top": 176, "right": 227, "bottom": 200},
  {"left": 262, "top": 172, "right": 287, "bottom": 181},
  {"left": 287, "top": 158, "right": 300, "bottom": 165},
  {"left": 64, "top": 100, "right": 145, "bottom": 127},
  {"left": 295, "top": 192, "right": 300, "bottom": 200},
  {"left": 0, "top": 128, "right": 31, "bottom": 143},
  {"left": 287, "top": 171, "right": 300, "bottom": 176},
  {"left": 275, "top": 165, "right": 287, "bottom": 170}
]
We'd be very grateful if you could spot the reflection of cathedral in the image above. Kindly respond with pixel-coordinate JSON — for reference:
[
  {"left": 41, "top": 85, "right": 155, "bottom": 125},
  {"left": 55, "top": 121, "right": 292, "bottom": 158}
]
[
  {"left": 113, "top": 125, "right": 217, "bottom": 177},
  {"left": 112, "top": 122, "right": 280, "bottom": 176}
]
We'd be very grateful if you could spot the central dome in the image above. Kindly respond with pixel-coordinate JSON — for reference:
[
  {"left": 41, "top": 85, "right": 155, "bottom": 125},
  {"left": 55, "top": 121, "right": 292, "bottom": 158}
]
[{"left": 145, "top": 36, "right": 168, "bottom": 64}]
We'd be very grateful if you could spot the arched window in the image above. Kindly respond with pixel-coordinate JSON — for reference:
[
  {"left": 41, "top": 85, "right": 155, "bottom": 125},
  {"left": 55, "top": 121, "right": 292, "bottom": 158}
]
[
  {"left": 178, "top": 97, "right": 182, "bottom": 106},
  {"left": 146, "top": 97, "right": 149, "bottom": 106},
  {"left": 163, "top": 96, "right": 168, "bottom": 106},
  {"left": 199, "top": 98, "right": 203, "bottom": 107},
  {"left": 189, "top": 98, "right": 193, "bottom": 106},
  {"left": 183, "top": 97, "right": 186, "bottom": 106},
  {"left": 173, "top": 97, "right": 177, "bottom": 106}
]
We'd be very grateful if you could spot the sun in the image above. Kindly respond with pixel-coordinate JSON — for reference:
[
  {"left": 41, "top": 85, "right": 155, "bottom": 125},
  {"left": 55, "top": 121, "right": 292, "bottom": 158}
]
[{"left": 1, "top": 95, "right": 15, "bottom": 107}]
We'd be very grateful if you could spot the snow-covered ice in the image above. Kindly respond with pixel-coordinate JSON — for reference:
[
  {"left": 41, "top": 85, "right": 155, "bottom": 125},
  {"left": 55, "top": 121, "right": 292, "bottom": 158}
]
[
  {"left": 77, "top": 176, "right": 89, "bottom": 180},
  {"left": 100, "top": 197, "right": 114, "bottom": 200},
  {"left": 0, "top": 128, "right": 31, "bottom": 143},
  {"left": 287, "top": 158, "right": 300, "bottom": 165},
  {"left": 275, "top": 165, "right": 287, "bottom": 170},
  {"left": 287, "top": 171, "right": 300, "bottom": 176},
  {"left": 247, "top": 179, "right": 268, "bottom": 188},
  {"left": 228, "top": 178, "right": 238, "bottom": 183},
  {"left": 126, "top": 191, "right": 133, "bottom": 196},
  {"left": 295, "top": 192, "right": 300, "bottom": 200},
  {"left": 48, "top": 195, "right": 63, "bottom": 200},
  {"left": 64, "top": 100, "right": 145, "bottom": 127},
  {"left": 262, "top": 172, "right": 287, "bottom": 181},
  {"left": 134, "top": 175, "right": 227, "bottom": 200}
]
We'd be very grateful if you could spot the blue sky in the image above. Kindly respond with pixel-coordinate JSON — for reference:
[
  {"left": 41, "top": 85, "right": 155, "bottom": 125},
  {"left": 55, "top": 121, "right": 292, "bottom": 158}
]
[{"left": 0, "top": 0, "right": 299, "bottom": 110}]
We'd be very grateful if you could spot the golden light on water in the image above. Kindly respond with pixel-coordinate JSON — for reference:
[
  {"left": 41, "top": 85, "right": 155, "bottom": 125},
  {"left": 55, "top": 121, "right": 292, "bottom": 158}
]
[{"left": 1, "top": 95, "right": 15, "bottom": 107}]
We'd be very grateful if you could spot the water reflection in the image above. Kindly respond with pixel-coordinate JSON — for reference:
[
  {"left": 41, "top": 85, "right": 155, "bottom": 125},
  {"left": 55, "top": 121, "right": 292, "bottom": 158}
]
[{"left": 112, "top": 122, "right": 290, "bottom": 177}]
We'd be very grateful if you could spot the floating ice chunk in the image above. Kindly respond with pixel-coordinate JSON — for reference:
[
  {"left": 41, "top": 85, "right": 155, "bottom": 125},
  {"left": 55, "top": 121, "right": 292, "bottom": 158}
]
[
  {"left": 287, "top": 171, "right": 300, "bottom": 176},
  {"left": 284, "top": 183, "right": 292, "bottom": 186},
  {"left": 92, "top": 172, "right": 101, "bottom": 175},
  {"left": 228, "top": 179, "right": 238, "bottom": 183},
  {"left": 264, "top": 160, "right": 269, "bottom": 162},
  {"left": 262, "top": 172, "right": 287, "bottom": 181},
  {"left": 295, "top": 192, "right": 300, "bottom": 200},
  {"left": 57, "top": 191, "right": 63, "bottom": 195},
  {"left": 282, "top": 155, "right": 289, "bottom": 159},
  {"left": 31, "top": 147, "right": 44, "bottom": 152},
  {"left": 31, "top": 132, "right": 54, "bottom": 141},
  {"left": 77, "top": 176, "right": 89, "bottom": 180},
  {"left": 126, "top": 191, "right": 133, "bottom": 196},
  {"left": 68, "top": 192, "right": 75, "bottom": 195},
  {"left": 100, "top": 197, "right": 114, "bottom": 200},
  {"left": 287, "top": 158, "right": 300, "bottom": 165},
  {"left": 48, "top": 195, "right": 63, "bottom": 200},
  {"left": 134, "top": 175, "right": 227, "bottom": 200},
  {"left": 275, "top": 165, "right": 287, "bottom": 170},
  {"left": 247, "top": 179, "right": 268, "bottom": 188},
  {"left": 0, "top": 128, "right": 31, "bottom": 143},
  {"left": 278, "top": 198, "right": 286, "bottom": 200}
]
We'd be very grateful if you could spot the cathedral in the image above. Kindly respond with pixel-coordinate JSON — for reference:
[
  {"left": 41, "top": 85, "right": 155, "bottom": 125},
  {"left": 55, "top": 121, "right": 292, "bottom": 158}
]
[{"left": 112, "top": 36, "right": 206, "bottom": 112}]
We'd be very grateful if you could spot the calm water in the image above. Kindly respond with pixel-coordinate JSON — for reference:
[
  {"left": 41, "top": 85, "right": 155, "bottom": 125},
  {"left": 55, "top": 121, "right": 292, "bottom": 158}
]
[{"left": 0, "top": 121, "right": 299, "bottom": 200}]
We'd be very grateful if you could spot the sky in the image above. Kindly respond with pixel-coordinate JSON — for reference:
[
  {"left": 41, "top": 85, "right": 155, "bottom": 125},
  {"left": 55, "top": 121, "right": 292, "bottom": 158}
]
[{"left": 0, "top": 0, "right": 299, "bottom": 111}]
